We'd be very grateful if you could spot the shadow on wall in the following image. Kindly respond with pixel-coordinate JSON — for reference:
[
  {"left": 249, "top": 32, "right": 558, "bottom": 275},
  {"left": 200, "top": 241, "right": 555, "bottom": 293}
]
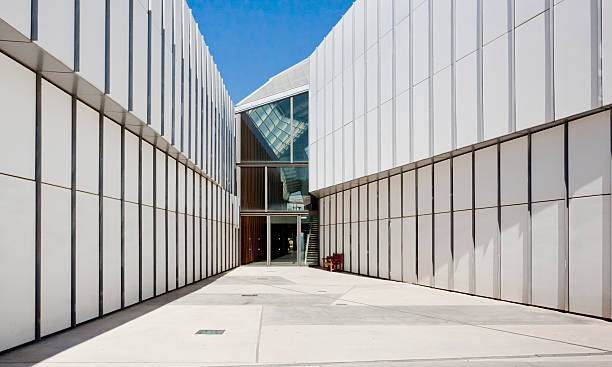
[{"left": 0, "top": 272, "right": 229, "bottom": 365}]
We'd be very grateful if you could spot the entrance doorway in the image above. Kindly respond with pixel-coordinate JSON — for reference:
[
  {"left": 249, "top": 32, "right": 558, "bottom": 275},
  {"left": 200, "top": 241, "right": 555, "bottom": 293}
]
[{"left": 241, "top": 215, "right": 313, "bottom": 266}]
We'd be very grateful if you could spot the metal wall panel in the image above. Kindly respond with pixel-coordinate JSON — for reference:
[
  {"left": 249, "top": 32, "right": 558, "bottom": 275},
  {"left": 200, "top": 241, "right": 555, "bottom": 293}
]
[
  {"left": 500, "top": 137, "right": 528, "bottom": 206},
  {"left": 344, "top": 121, "right": 355, "bottom": 181},
  {"left": 79, "top": 0, "right": 106, "bottom": 90},
  {"left": 167, "top": 211, "right": 176, "bottom": 290},
  {"left": 76, "top": 102, "right": 99, "bottom": 194},
  {"left": 103, "top": 197, "right": 121, "bottom": 313},
  {"left": 38, "top": 0, "right": 74, "bottom": 69},
  {"left": 103, "top": 118, "right": 122, "bottom": 199},
  {"left": 515, "top": 11, "right": 549, "bottom": 130},
  {"left": 475, "top": 145, "right": 497, "bottom": 208},
  {"left": 41, "top": 185, "right": 71, "bottom": 336},
  {"left": 455, "top": 0, "right": 477, "bottom": 60},
  {"left": 402, "top": 217, "right": 417, "bottom": 283},
  {"left": 0, "top": 176, "right": 35, "bottom": 351},
  {"left": 413, "top": 82, "right": 430, "bottom": 161},
  {"left": 110, "top": 0, "right": 130, "bottom": 108},
  {"left": 483, "top": 34, "right": 509, "bottom": 140},
  {"left": 389, "top": 218, "right": 402, "bottom": 281},
  {"left": 417, "top": 214, "right": 433, "bottom": 286},
  {"left": 142, "top": 206, "right": 154, "bottom": 299},
  {"left": 155, "top": 208, "right": 166, "bottom": 295},
  {"left": 433, "top": 211, "right": 452, "bottom": 291},
  {"left": 482, "top": 0, "right": 509, "bottom": 45},
  {"left": 568, "top": 111, "right": 611, "bottom": 197},
  {"left": 453, "top": 210, "right": 473, "bottom": 293},
  {"left": 531, "top": 126, "right": 564, "bottom": 202},
  {"left": 380, "top": 101, "right": 393, "bottom": 170},
  {"left": 475, "top": 208, "right": 498, "bottom": 297},
  {"left": 124, "top": 202, "right": 139, "bottom": 306},
  {"left": 125, "top": 132, "right": 139, "bottom": 203},
  {"left": 500, "top": 204, "right": 529, "bottom": 302},
  {"left": 395, "top": 17, "right": 410, "bottom": 96},
  {"left": 177, "top": 209, "right": 185, "bottom": 286},
  {"left": 0, "top": 53, "right": 35, "bottom": 179},
  {"left": 569, "top": 196, "right": 610, "bottom": 317},
  {"left": 132, "top": 1, "right": 148, "bottom": 120},
  {"left": 412, "top": 2, "right": 429, "bottom": 84},
  {"left": 418, "top": 165, "right": 432, "bottom": 215},
  {"left": 554, "top": 0, "right": 592, "bottom": 119},
  {"left": 379, "top": 219, "right": 389, "bottom": 279},
  {"left": 0, "top": 0, "right": 30, "bottom": 38},
  {"left": 41, "top": 80, "right": 71, "bottom": 188},
  {"left": 531, "top": 201, "right": 564, "bottom": 309},
  {"left": 403, "top": 171, "right": 416, "bottom": 216},
  {"left": 396, "top": 92, "right": 412, "bottom": 166},
  {"left": 434, "top": 160, "right": 451, "bottom": 213},
  {"left": 433, "top": 69, "right": 452, "bottom": 155},
  {"left": 142, "top": 143, "right": 154, "bottom": 206},
  {"left": 433, "top": 0, "right": 452, "bottom": 73},
  {"left": 76, "top": 192, "right": 99, "bottom": 323},
  {"left": 455, "top": 53, "right": 478, "bottom": 148}
]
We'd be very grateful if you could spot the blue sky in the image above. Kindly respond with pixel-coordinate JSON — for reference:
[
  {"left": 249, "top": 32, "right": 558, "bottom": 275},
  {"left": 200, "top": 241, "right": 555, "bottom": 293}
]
[{"left": 187, "top": 0, "right": 353, "bottom": 104}]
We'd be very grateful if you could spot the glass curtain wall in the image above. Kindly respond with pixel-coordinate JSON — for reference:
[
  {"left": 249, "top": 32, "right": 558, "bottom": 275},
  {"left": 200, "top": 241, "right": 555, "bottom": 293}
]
[
  {"left": 240, "top": 92, "right": 308, "bottom": 163},
  {"left": 239, "top": 92, "right": 314, "bottom": 266}
]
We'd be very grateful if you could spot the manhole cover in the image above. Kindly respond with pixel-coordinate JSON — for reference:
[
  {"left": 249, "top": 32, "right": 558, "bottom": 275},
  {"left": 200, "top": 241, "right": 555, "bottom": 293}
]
[{"left": 195, "top": 329, "right": 225, "bottom": 335}]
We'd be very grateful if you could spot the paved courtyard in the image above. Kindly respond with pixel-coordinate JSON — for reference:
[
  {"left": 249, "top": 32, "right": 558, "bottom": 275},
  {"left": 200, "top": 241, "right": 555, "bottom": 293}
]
[{"left": 2, "top": 266, "right": 612, "bottom": 366}]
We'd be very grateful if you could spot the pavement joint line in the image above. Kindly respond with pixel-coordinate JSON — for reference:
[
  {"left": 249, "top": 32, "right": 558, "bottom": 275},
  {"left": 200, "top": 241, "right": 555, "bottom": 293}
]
[
  {"left": 239, "top": 272, "right": 612, "bottom": 355},
  {"left": 255, "top": 304, "right": 264, "bottom": 363},
  {"left": 227, "top": 350, "right": 612, "bottom": 367}
]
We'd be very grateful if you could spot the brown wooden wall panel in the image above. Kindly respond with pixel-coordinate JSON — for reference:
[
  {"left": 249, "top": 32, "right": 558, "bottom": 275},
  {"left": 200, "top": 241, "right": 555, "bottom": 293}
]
[{"left": 241, "top": 216, "right": 266, "bottom": 264}]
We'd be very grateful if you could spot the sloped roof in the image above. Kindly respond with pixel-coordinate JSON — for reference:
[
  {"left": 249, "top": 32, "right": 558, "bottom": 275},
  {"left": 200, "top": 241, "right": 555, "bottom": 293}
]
[{"left": 236, "top": 58, "right": 309, "bottom": 111}]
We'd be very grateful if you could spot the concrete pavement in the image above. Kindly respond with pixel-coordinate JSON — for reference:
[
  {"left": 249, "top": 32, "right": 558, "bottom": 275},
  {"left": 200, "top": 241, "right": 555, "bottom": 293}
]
[{"left": 1, "top": 266, "right": 612, "bottom": 366}]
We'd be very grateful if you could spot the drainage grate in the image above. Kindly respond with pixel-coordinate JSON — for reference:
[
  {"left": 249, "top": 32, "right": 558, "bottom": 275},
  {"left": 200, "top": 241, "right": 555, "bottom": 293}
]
[
  {"left": 195, "top": 329, "right": 225, "bottom": 335},
  {"left": 241, "top": 294, "right": 258, "bottom": 297}
]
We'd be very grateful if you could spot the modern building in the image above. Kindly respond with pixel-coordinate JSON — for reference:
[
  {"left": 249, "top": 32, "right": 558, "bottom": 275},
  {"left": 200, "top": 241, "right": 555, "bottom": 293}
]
[
  {"left": 0, "top": 0, "right": 238, "bottom": 352},
  {"left": 1, "top": 0, "right": 612, "bottom": 356},
  {"left": 310, "top": 0, "right": 612, "bottom": 321}
]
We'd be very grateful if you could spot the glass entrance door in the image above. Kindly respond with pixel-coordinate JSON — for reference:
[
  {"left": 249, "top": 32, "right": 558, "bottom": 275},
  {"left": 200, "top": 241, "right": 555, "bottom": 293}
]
[{"left": 269, "top": 216, "right": 298, "bottom": 265}]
